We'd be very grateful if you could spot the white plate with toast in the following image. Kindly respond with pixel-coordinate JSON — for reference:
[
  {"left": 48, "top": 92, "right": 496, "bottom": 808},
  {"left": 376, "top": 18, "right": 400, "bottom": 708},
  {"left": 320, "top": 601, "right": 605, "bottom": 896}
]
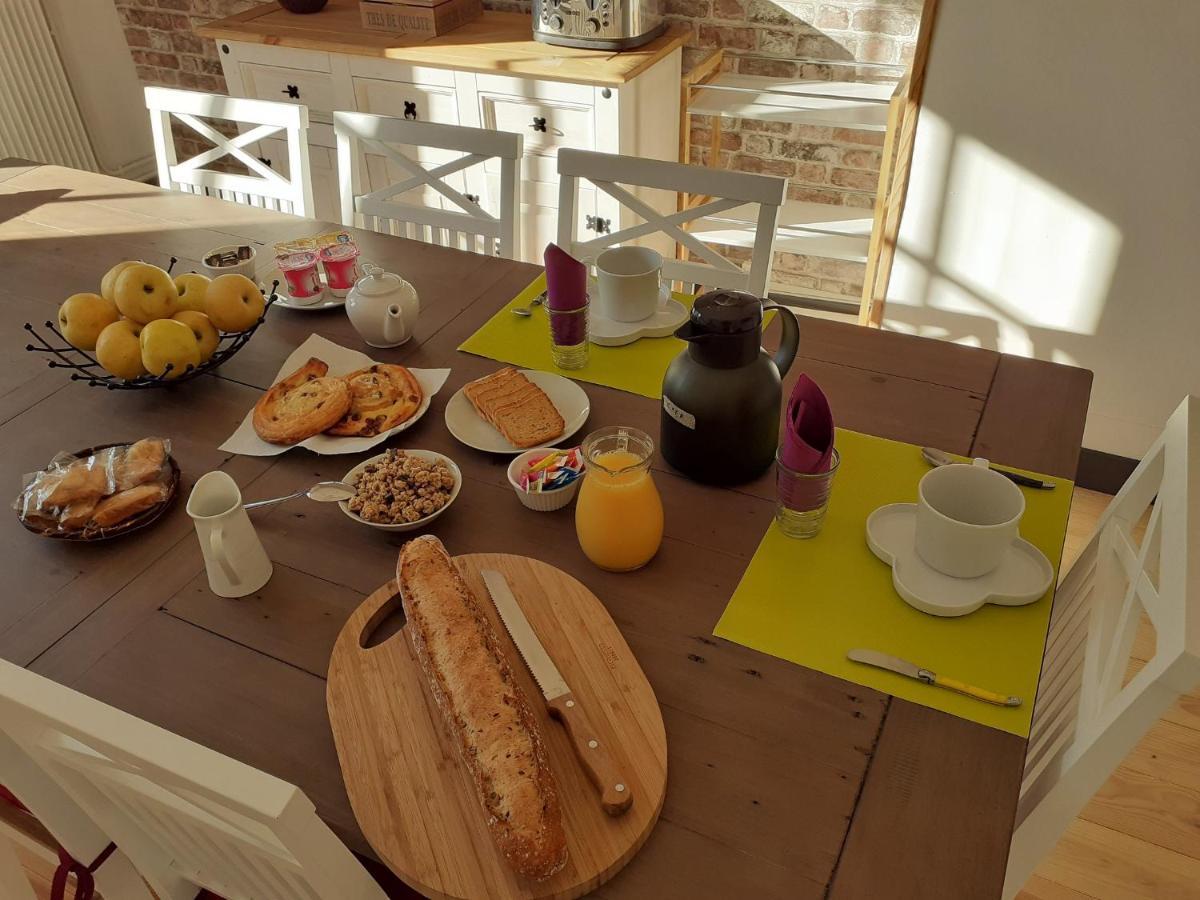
[{"left": 445, "top": 369, "right": 590, "bottom": 454}]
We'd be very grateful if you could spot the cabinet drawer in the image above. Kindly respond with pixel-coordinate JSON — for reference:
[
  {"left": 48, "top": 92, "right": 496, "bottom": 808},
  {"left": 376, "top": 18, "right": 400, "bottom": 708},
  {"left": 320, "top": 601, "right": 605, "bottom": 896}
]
[
  {"left": 352, "top": 77, "right": 459, "bottom": 126},
  {"left": 240, "top": 64, "right": 335, "bottom": 115},
  {"left": 485, "top": 152, "right": 558, "bottom": 183},
  {"left": 474, "top": 74, "right": 594, "bottom": 106},
  {"left": 481, "top": 94, "right": 593, "bottom": 157}
]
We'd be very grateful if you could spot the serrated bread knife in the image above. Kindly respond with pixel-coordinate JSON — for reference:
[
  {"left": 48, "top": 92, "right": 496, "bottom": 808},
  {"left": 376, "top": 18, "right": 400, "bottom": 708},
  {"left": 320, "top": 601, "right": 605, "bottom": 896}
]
[
  {"left": 481, "top": 570, "right": 633, "bottom": 816},
  {"left": 847, "top": 649, "right": 1022, "bottom": 707}
]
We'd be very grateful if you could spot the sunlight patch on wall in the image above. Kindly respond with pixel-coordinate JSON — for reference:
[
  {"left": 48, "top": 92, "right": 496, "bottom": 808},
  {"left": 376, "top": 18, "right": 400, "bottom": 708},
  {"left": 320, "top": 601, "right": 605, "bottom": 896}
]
[
  {"left": 937, "top": 135, "right": 1120, "bottom": 335},
  {"left": 887, "top": 110, "right": 1121, "bottom": 350}
]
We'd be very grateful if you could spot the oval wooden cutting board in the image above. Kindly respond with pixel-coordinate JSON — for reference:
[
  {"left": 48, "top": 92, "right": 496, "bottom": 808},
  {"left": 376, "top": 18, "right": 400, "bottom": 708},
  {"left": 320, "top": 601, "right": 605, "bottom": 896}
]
[{"left": 326, "top": 553, "right": 668, "bottom": 900}]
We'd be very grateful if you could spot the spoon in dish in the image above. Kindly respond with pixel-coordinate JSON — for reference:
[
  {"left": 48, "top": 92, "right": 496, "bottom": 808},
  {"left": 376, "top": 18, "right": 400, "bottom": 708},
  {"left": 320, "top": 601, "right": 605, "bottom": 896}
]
[
  {"left": 244, "top": 481, "right": 356, "bottom": 510},
  {"left": 921, "top": 447, "right": 1055, "bottom": 490},
  {"left": 511, "top": 292, "right": 546, "bottom": 317}
]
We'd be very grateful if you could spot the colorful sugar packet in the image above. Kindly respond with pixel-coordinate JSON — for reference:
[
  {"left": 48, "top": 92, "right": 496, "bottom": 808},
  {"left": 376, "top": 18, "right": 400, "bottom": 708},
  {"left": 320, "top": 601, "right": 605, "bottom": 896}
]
[{"left": 519, "top": 448, "right": 583, "bottom": 493}]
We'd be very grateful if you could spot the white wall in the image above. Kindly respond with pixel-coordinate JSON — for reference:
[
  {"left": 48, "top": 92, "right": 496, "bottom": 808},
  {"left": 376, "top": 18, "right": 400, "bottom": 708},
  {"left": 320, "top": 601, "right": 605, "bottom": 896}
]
[
  {"left": 884, "top": 0, "right": 1200, "bottom": 459},
  {"left": 43, "top": 0, "right": 154, "bottom": 180}
]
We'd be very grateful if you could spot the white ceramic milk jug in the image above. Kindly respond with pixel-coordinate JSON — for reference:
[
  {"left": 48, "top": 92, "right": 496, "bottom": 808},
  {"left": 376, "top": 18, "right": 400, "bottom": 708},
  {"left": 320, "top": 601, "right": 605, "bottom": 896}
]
[
  {"left": 187, "top": 471, "right": 273, "bottom": 598},
  {"left": 345, "top": 264, "right": 420, "bottom": 348}
]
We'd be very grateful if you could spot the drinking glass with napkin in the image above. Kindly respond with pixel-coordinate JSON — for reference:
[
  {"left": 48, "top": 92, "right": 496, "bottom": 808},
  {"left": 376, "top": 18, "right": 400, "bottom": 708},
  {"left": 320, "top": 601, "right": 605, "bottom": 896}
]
[
  {"left": 776, "top": 375, "right": 839, "bottom": 535},
  {"left": 544, "top": 243, "right": 589, "bottom": 368}
]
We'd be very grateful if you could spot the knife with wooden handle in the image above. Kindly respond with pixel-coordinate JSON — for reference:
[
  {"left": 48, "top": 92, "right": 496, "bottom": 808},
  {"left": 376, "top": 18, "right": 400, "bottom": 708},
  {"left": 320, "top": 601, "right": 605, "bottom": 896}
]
[{"left": 481, "top": 569, "right": 633, "bottom": 816}]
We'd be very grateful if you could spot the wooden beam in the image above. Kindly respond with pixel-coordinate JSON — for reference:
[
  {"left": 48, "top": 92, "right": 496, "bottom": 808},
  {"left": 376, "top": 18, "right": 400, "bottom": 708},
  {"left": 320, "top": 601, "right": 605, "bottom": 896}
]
[{"left": 860, "top": 0, "right": 941, "bottom": 328}]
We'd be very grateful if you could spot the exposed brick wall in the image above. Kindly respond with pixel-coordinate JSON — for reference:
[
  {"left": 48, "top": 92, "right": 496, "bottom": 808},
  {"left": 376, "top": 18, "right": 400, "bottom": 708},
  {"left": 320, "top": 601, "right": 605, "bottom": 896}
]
[
  {"left": 116, "top": 0, "right": 255, "bottom": 93},
  {"left": 115, "top": 0, "right": 922, "bottom": 301}
]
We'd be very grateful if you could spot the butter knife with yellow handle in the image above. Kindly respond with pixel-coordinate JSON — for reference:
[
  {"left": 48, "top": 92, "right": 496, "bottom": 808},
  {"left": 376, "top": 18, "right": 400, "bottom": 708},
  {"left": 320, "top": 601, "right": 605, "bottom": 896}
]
[{"left": 847, "top": 649, "right": 1022, "bottom": 707}]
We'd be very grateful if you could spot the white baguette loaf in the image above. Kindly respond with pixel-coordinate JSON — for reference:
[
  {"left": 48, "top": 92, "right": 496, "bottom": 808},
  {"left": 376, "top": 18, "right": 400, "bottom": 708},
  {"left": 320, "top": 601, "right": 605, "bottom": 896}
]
[{"left": 397, "top": 536, "right": 568, "bottom": 880}]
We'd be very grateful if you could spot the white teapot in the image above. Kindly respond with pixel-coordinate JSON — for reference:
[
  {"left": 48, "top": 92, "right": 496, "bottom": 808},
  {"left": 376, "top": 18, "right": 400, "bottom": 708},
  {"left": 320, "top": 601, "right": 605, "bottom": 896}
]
[{"left": 345, "top": 264, "right": 419, "bottom": 348}]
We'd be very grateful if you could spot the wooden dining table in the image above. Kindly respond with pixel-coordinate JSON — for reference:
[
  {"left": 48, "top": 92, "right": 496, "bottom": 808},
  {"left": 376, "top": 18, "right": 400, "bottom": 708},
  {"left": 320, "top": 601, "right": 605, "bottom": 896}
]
[{"left": 0, "top": 159, "right": 1092, "bottom": 899}]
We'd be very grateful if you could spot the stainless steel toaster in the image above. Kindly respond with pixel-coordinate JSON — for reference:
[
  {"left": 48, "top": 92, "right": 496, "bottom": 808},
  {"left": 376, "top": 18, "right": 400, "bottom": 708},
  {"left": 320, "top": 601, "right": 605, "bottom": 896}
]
[{"left": 532, "top": 0, "right": 665, "bottom": 51}]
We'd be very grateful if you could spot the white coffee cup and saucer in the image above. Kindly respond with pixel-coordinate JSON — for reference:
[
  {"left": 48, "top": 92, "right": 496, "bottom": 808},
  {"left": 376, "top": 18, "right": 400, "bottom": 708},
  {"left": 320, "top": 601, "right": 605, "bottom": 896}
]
[
  {"left": 587, "top": 246, "right": 688, "bottom": 347},
  {"left": 865, "top": 458, "right": 1054, "bottom": 617}
]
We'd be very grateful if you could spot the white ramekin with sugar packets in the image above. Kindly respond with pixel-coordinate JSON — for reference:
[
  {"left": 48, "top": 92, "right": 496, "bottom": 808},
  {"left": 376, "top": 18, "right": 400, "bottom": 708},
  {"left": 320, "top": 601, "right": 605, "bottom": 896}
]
[{"left": 507, "top": 447, "right": 583, "bottom": 511}]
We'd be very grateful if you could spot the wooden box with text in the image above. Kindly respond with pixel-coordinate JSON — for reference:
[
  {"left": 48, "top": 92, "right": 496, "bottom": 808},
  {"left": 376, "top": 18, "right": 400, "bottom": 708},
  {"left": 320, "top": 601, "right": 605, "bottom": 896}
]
[{"left": 359, "top": 0, "right": 482, "bottom": 37}]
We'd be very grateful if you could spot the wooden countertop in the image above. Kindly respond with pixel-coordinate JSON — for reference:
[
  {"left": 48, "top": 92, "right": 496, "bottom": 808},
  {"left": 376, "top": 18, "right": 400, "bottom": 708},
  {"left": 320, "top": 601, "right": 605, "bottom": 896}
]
[{"left": 196, "top": 1, "right": 689, "bottom": 86}]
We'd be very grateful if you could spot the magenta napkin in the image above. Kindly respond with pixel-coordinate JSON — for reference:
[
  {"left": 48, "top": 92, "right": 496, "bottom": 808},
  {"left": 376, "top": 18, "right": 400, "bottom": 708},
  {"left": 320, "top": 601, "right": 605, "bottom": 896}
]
[
  {"left": 778, "top": 375, "right": 835, "bottom": 512},
  {"left": 781, "top": 374, "right": 834, "bottom": 473},
  {"left": 544, "top": 243, "right": 587, "bottom": 311},
  {"left": 544, "top": 243, "right": 588, "bottom": 347}
]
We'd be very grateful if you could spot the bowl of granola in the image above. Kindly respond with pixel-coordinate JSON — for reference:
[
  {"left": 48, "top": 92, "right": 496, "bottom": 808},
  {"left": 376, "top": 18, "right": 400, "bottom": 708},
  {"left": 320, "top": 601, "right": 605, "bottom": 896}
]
[{"left": 339, "top": 449, "right": 461, "bottom": 532}]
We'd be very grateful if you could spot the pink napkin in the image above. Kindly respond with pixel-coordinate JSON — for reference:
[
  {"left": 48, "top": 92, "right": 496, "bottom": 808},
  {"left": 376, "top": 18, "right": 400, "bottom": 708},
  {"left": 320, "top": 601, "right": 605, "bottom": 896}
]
[
  {"left": 778, "top": 375, "right": 835, "bottom": 512},
  {"left": 544, "top": 243, "right": 587, "bottom": 348},
  {"left": 544, "top": 243, "right": 587, "bottom": 312},
  {"left": 781, "top": 374, "right": 834, "bottom": 473}
]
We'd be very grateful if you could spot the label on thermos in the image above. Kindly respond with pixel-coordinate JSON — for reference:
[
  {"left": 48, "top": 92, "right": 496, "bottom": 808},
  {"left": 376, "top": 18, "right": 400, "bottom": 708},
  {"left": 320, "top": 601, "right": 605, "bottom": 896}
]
[{"left": 662, "top": 394, "right": 696, "bottom": 430}]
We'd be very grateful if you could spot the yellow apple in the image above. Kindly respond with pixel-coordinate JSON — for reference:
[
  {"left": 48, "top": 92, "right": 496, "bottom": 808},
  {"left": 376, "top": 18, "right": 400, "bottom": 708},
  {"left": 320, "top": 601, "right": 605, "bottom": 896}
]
[
  {"left": 113, "top": 263, "right": 179, "bottom": 324},
  {"left": 57, "top": 292, "right": 120, "bottom": 351},
  {"left": 100, "top": 260, "right": 139, "bottom": 303},
  {"left": 172, "top": 310, "right": 219, "bottom": 362},
  {"left": 139, "top": 319, "right": 201, "bottom": 379},
  {"left": 204, "top": 273, "right": 264, "bottom": 332},
  {"left": 174, "top": 272, "right": 211, "bottom": 313},
  {"left": 95, "top": 319, "right": 147, "bottom": 380}
]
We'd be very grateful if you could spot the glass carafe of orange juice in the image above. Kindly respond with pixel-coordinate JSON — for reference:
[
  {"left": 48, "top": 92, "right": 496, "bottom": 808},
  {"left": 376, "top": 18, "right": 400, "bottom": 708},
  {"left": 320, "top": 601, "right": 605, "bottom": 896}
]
[{"left": 575, "top": 426, "right": 664, "bottom": 572}]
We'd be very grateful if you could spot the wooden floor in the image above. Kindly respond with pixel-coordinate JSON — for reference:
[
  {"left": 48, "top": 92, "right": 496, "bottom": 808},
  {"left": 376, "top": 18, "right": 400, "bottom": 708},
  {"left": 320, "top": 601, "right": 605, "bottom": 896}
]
[{"left": 14, "top": 489, "right": 1200, "bottom": 900}]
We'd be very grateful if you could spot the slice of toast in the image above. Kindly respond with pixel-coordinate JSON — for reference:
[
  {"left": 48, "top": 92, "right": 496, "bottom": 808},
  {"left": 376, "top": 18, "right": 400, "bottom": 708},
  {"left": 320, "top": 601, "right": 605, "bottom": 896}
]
[
  {"left": 483, "top": 383, "right": 542, "bottom": 425},
  {"left": 468, "top": 371, "right": 533, "bottom": 426},
  {"left": 463, "top": 367, "right": 518, "bottom": 407},
  {"left": 495, "top": 392, "right": 565, "bottom": 449}
]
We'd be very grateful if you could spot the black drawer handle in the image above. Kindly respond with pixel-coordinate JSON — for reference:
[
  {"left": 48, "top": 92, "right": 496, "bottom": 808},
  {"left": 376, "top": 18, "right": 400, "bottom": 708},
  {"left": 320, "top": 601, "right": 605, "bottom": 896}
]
[
  {"left": 585, "top": 215, "right": 611, "bottom": 234},
  {"left": 282, "top": 84, "right": 300, "bottom": 99},
  {"left": 257, "top": 156, "right": 272, "bottom": 168},
  {"left": 404, "top": 101, "right": 418, "bottom": 120},
  {"left": 465, "top": 193, "right": 480, "bottom": 204},
  {"left": 531, "top": 116, "right": 547, "bottom": 133}
]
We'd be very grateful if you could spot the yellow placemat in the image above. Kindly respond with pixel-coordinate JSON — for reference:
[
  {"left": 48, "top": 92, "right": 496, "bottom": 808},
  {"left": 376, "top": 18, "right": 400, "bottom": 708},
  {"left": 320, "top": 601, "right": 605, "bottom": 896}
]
[
  {"left": 458, "top": 273, "right": 694, "bottom": 400},
  {"left": 714, "top": 429, "right": 1074, "bottom": 737}
]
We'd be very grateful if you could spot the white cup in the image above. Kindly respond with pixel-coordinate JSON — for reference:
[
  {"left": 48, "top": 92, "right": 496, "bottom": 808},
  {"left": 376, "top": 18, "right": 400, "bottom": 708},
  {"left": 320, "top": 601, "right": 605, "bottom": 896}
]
[
  {"left": 595, "top": 246, "right": 662, "bottom": 323},
  {"left": 187, "top": 471, "right": 273, "bottom": 598},
  {"left": 200, "top": 244, "right": 258, "bottom": 281},
  {"left": 914, "top": 458, "right": 1025, "bottom": 578}
]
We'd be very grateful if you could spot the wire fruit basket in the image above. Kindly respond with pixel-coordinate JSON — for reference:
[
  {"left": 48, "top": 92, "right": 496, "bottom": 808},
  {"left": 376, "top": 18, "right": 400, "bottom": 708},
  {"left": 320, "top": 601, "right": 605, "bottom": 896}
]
[{"left": 24, "top": 257, "right": 279, "bottom": 390}]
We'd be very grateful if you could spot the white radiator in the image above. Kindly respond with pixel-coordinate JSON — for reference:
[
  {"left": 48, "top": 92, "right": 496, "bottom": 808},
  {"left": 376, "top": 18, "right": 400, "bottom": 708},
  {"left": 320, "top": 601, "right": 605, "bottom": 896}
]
[
  {"left": 0, "top": 0, "right": 153, "bottom": 178},
  {"left": 0, "top": 0, "right": 97, "bottom": 169}
]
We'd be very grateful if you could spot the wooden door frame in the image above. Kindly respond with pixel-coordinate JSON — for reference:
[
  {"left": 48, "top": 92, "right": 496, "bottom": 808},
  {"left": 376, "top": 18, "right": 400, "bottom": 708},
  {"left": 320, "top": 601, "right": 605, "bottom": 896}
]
[{"left": 859, "top": 0, "right": 941, "bottom": 327}]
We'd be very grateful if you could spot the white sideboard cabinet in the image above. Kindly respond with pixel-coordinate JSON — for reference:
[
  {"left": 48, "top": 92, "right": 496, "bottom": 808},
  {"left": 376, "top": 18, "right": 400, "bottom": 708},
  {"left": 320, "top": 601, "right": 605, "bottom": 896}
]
[{"left": 199, "top": 3, "right": 685, "bottom": 263}]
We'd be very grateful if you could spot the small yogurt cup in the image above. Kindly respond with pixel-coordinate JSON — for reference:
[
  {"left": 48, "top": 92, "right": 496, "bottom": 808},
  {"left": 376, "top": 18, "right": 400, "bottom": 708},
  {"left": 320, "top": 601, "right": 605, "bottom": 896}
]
[
  {"left": 277, "top": 251, "right": 325, "bottom": 305},
  {"left": 319, "top": 242, "right": 361, "bottom": 298}
]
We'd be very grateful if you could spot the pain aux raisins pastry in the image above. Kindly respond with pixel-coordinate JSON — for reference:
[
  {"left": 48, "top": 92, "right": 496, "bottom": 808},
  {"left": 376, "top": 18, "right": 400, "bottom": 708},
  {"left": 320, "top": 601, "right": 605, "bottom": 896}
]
[
  {"left": 252, "top": 358, "right": 353, "bottom": 445},
  {"left": 325, "top": 364, "right": 423, "bottom": 437}
]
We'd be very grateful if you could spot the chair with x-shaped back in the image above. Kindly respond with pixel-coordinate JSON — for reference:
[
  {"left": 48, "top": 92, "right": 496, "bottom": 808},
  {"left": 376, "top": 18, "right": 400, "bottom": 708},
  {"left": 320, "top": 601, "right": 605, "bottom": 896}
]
[
  {"left": 334, "top": 111, "right": 522, "bottom": 259},
  {"left": 1003, "top": 395, "right": 1200, "bottom": 898},
  {"left": 556, "top": 148, "right": 787, "bottom": 297},
  {"left": 145, "top": 86, "right": 314, "bottom": 216}
]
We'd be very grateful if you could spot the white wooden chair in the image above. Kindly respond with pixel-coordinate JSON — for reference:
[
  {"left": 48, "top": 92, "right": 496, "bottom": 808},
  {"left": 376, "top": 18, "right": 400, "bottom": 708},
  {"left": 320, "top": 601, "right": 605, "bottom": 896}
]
[
  {"left": 335, "top": 110, "right": 522, "bottom": 259},
  {"left": 555, "top": 148, "right": 787, "bottom": 297},
  {"left": 1, "top": 732, "right": 155, "bottom": 900},
  {"left": 0, "top": 659, "right": 386, "bottom": 900},
  {"left": 145, "top": 85, "right": 314, "bottom": 216},
  {"left": 1003, "top": 395, "right": 1200, "bottom": 898}
]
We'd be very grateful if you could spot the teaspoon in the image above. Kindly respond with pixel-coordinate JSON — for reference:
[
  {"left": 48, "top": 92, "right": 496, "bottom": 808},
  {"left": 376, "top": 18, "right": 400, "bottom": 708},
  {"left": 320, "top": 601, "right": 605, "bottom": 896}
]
[
  {"left": 244, "top": 481, "right": 356, "bottom": 511},
  {"left": 511, "top": 292, "right": 546, "bottom": 317}
]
